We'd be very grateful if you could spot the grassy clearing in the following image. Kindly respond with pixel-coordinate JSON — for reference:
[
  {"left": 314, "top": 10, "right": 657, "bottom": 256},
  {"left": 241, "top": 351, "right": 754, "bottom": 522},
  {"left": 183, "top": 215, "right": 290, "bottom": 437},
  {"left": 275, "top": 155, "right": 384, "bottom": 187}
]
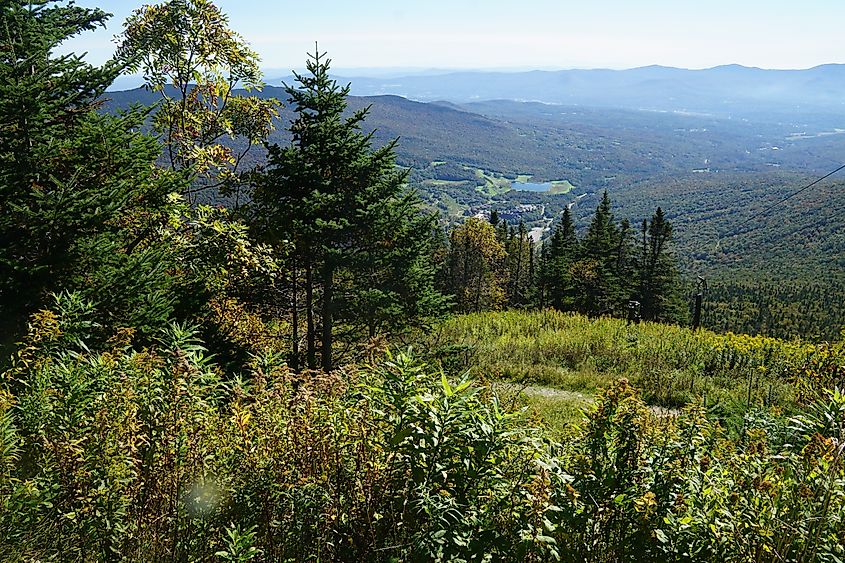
[
  {"left": 549, "top": 179, "right": 575, "bottom": 194},
  {"left": 493, "top": 381, "right": 590, "bottom": 436},
  {"left": 518, "top": 387, "right": 589, "bottom": 437},
  {"left": 468, "top": 167, "right": 512, "bottom": 196},
  {"left": 424, "top": 179, "right": 467, "bottom": 187},
  {"left": 429, "top": 309, "right": 815, "bottom": 430}
]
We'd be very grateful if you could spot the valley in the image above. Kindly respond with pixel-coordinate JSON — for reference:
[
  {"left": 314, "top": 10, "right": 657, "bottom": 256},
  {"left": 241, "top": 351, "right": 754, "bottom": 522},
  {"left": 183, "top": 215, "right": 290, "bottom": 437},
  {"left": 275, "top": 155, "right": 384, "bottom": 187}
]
[
  {"left": 5, "top": 0, "right": 845, "bottom": 560},
  {"left": 105, "top": 76, "right": 845, "bottom": 339}
]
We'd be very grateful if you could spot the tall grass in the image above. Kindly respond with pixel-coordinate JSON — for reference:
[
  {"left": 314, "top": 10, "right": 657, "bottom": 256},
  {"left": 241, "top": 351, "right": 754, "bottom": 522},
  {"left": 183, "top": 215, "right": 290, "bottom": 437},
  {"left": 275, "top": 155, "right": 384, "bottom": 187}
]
[{"left": 431, "top": 310, "right": 814, "bottom": 417}]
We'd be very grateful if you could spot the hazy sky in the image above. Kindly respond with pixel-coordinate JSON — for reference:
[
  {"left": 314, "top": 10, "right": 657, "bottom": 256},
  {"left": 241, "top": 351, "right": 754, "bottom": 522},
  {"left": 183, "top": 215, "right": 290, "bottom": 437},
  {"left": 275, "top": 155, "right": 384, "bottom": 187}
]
[{"left": 64, "top": 0, "right": 844, "bottom": 72}]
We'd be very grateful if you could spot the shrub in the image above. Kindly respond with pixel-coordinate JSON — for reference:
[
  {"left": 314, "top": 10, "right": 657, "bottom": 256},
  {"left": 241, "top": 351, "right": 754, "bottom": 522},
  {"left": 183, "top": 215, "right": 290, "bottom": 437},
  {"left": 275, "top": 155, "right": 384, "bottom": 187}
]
[
  {"left": 0, "top": 299, "right": 569, "bottom": 561},
  {"left": 2, "top": 301, "right": 843, "bottom": 561}
]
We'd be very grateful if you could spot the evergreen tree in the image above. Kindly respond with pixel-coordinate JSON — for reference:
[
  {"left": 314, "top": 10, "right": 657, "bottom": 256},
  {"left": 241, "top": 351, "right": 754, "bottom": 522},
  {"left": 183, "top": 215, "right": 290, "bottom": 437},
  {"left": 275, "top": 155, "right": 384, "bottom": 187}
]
[
  {"left": 339, "top": 191, "right": 449, "bottom": 341},
  {"left": 536, "top": 240, "right": 552, "bottom": 308},
  {"left": 495, "top": 215, "right": 510, "bottom": 246},
  {"left": 636, "top": 207, "right": 683, "bottom": 322},
  {"left": 0, "top": 0, "right": 176, "bottom": 336},
  {"left": 544, "top": 207, "right": 578, "bottom": 310},
  {"left": 613, "top": 218, "right": 637, "bottom": 307},
  {"left": 573, "top": 191, "right": 621, "bottom": 315},
  {"left": 489, "top": 209, "right": 500, "bottom": 228},
  {"left": 252, "top": 49, "right": 444, "bottom": 370},
  {"left": 506, "top": 221, "right": 534, "bottom": 307}
]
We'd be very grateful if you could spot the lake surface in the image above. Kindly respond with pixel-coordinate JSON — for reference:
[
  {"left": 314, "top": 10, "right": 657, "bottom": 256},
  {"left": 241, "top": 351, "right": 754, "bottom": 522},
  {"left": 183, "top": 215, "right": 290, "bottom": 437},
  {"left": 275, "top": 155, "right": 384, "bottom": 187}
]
[{"left": 512, "top": 181, "right": 553, "bottom": 192}]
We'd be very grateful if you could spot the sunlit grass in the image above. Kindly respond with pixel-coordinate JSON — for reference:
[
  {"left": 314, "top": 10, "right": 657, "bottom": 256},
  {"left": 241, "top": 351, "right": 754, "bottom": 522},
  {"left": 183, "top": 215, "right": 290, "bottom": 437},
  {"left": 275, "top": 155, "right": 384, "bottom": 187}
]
[
  {"left": 549, "top": 179, "right": 575, "bottom": 194},
  {"left": 469, "top": 167, "right": 512, "bottom": 196},
  {"left": 430, "top": 309, "right": 811, "bottom": 422}
]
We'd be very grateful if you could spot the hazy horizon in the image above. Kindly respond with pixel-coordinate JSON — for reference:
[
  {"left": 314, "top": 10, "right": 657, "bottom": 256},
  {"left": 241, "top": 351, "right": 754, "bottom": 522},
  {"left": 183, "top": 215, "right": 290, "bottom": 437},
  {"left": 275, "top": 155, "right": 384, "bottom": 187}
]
[
  {"left": 105, "top": 61, "right": 845, "bottom": 93},
  {"left": 63, "top": 0, "right": 844, "bottom": 74},
  {"left": 274, "top": 62, "right": 845, "bottom": 74}
]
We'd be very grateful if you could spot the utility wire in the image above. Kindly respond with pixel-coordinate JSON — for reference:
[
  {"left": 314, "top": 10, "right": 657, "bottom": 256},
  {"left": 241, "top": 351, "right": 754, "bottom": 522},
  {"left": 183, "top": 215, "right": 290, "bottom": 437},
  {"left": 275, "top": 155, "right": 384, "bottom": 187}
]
[{"left": 727, "top": 162, "right": 845, "bottom": 237}]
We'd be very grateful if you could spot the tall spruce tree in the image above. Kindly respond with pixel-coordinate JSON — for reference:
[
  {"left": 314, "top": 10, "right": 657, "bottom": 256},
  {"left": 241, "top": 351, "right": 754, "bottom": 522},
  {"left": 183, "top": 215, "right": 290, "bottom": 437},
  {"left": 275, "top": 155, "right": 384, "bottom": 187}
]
[
  {"left": 636, "top": 207, "right": 682, "bottom": 322},
  {"left": 544, "top": 207, "right": 578, "bottom": 310},
  {"left": 341, "top": 200, "right": 448, "bottom": 339},
  {"left": 573, "top": 191, "right": 622, "bottom": 315},
  {"left": 613, "top": 218, "right": 636, "bottom": 306},
  {"left": 0, "top": 1, "right": 177, "bottom": 337},
  {"left": 252, "top": 49, "right": 445, "bottom": 371},
  {"left": 1, "top": 1, "right": 113, "bottom": 310}
]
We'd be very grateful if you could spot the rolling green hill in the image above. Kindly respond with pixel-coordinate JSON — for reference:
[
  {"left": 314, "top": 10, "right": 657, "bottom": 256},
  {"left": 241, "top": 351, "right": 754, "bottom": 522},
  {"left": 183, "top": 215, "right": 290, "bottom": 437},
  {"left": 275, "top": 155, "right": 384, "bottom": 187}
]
[
  {"left": 580, "top": 173, "right": 845, "bottom": 339},
  {"left": 103, "top": 87, "right": 845, "bottom": 339}
]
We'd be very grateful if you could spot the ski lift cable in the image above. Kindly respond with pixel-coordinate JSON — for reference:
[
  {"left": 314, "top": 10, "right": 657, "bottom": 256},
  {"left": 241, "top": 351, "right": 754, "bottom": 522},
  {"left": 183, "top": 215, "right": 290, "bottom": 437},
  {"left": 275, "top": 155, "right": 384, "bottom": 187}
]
[{"left": 726, "top": 162, "right": 845, "bottom": 238}]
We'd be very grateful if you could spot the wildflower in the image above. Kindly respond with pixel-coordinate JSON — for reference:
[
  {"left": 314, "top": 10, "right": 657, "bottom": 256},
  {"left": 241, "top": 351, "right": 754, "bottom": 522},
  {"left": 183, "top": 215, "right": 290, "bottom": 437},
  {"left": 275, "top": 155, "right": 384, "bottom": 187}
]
[
  {"left": 634, "top": 491, "right": 657, "bottom": 514},
  {"left": 802, "top": 432, "right": 834, "bottom": 463}
]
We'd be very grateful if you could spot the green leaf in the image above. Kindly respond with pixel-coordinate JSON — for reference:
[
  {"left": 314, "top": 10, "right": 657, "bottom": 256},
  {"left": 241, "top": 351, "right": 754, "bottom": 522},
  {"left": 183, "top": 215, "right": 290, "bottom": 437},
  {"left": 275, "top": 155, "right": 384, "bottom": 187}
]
[{"left": 442, "top": 374, "right": 453, "bottom": 397}]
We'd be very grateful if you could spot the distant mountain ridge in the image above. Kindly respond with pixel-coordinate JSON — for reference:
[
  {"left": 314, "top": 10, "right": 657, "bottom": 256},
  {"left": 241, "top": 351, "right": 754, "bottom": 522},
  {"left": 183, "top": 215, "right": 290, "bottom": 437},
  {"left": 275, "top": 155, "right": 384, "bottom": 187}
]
[
  {"left": 266, "top": 64, "right": 845, "bottom": 118},
  {"left": 103, "top": 80, "right": 845, "bottom": 189}
]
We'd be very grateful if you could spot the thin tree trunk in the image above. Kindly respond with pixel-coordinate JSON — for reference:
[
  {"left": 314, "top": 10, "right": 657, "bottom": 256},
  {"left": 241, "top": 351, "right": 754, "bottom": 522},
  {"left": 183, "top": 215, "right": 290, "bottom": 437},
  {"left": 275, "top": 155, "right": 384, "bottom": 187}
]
[
  {"left": 528, "top": 241, "right": 535, "bottom": 295},
  {"left": 321, "top": 262, "right": 334, "bottom": 371},
  {"left": 474, "top": 268, "right": 484, "bottom": 313},
  {"left": 306, "top": 257, "right": 316, "bottom": 370},
  {"left": 462, "top": 237, "right": 471, "bottom": 312},
  {"left": 290, "top": 259, "right": 299, "bottom": 372},
  {"left": 512, "top": 240, "right": 523, "bottom": 305}
]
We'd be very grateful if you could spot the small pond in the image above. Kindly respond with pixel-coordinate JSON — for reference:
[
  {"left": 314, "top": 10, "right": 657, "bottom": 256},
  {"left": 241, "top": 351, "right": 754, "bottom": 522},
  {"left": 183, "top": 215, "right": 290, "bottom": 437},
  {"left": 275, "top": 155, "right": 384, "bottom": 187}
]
[{"left": 511, "top": 181, "right": 553, "bottom": 192}]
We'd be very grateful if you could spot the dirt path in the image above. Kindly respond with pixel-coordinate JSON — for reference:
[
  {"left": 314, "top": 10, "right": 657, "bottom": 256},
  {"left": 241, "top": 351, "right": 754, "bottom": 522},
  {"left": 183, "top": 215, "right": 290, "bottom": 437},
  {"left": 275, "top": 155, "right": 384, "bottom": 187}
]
[{"left": 496, "top": 383, "right": 680, "bottom": 417}]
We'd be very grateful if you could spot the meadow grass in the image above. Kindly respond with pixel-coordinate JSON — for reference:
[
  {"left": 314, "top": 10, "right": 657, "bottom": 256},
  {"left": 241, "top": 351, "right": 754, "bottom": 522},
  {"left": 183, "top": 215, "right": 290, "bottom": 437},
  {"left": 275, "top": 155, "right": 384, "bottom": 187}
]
[
  {"left": 430, "top": 309, "right": 813, "bottom": 429},
  {"left": 549, "top": 179, "right": 575, "bottom": 194},
  {"left": 470, "top": 168, "right": 512, "bottom": 196}
]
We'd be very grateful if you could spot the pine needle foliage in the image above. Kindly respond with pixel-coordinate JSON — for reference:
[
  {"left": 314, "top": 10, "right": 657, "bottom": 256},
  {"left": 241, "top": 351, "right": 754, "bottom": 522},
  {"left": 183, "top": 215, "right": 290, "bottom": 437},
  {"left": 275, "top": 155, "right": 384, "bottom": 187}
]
[{"left": 252, "top": 49, "right": 446, "bottom": 371}]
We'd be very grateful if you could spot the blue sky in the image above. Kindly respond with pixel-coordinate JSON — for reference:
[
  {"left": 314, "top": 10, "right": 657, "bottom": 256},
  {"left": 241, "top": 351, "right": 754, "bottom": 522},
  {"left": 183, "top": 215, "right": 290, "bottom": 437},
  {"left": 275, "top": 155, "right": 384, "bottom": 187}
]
[{"left": 64, "top": 0, "right": 844, "bottom": 72}]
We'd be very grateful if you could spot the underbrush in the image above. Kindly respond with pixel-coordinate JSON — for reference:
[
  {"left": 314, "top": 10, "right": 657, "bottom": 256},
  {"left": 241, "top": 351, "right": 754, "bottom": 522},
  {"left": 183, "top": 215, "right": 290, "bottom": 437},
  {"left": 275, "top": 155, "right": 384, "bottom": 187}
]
[
  {"left": 1, "top": 300, "right": 843, "bottom": 561},
  {"left": 0, "top": 298, "right": 566, "bottom": 561}
]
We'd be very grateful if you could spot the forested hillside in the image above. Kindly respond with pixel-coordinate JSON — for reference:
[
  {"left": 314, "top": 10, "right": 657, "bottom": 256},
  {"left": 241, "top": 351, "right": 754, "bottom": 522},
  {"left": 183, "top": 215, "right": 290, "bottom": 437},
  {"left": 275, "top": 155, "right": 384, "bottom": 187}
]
[
  {"left": 1, "top": 0, "right": 844, "bottom": 561},
  {"left": 587, "top": 173, "right": 845, "bottom": 339},
  {"left": 105, "top": 82, "right": 845, "bottom": 339}
]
